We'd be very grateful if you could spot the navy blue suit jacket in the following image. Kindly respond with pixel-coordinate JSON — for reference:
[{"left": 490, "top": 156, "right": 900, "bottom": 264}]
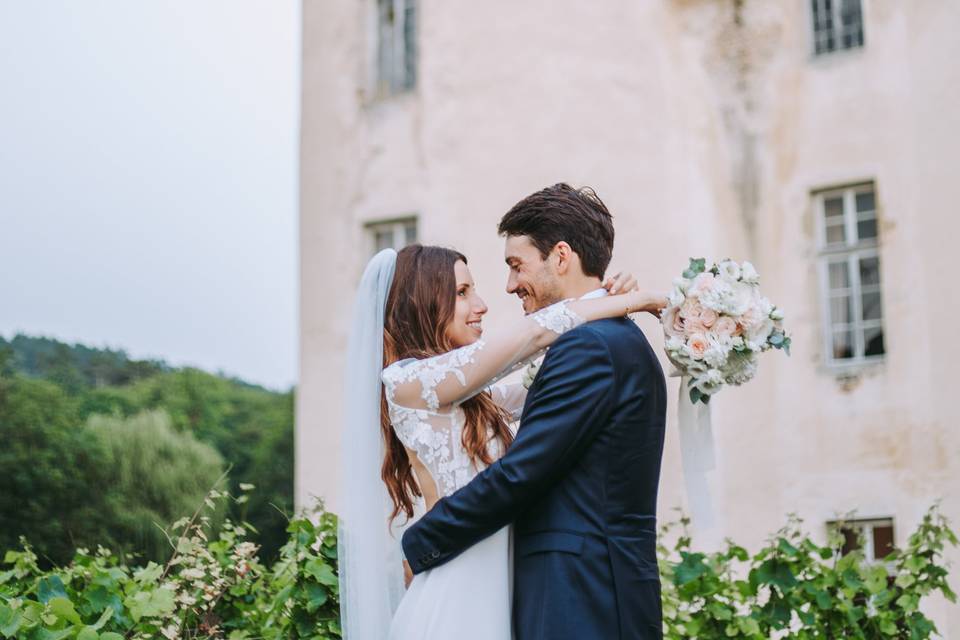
[{"left": 402, "top": 317, "right": 667, "bottom": 639}]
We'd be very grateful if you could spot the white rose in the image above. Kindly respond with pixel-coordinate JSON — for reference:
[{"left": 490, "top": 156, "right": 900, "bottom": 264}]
[
  {"left": 667, "top": 287, "right": 686, "bottom": 308},
  {"left": 697, "top": 277, "right": 731, "bottom": 312},
  {"left": 718, "top": 260, "right": 741, "bottom": 281},
  {"left": 689, "top": 272, "right": 717, "bottom": 297},
  {"left": 704, "top": 341, "right": 729, "bottom": 368},
  {"left": 725, "top": 281, "right": 756, "bottom": 316},
  {"left": 758, "top": 296, "right": 774, "bottom": 318},
  {"left": 748, "top": 317, "right": 775, "bottom": 345},
  {"left": 741, "top": 261, "right": 759, "bottom": 283}
]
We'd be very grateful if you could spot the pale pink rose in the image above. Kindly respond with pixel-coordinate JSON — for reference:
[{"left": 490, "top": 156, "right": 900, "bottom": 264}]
[
  {"left": 684, "top": 317, "right": 707, "bottom": 336},
  {"left": 687, "top": 334, "right": 709, "bottom": 360},
  {"left": 699, "top": 307, "right": 719, "bottom": 329},
  {"left": 714, "top": 316, "right": 737, "bottom": 337},
  {"left": 679, "top": 298, "right": 703, "bottom": 320},
  {"left": 663, "top": 306, "right": 685, "bottom": 337},
  {"left": 690, "top": 272, "right": 716, "bottom": 296},
  {"left": 738, "top": 306, "right": 761, "bottom": 331}
]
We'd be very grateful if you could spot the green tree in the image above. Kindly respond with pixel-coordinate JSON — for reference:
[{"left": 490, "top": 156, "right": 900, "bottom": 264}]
[
  {"left": 1, "top": 333, "right": 294, "bottom": 562},
  {"left": 86, "top": 410, "right": 226, "bottom": 563},
  {"left": 0, "top": 375, "right": 111, "bottom": 566}
]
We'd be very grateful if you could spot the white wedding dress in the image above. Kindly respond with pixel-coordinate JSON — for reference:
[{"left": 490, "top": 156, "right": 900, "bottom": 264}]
[{"left": 381, "top": 301, "right": 585, "bottom": 640}]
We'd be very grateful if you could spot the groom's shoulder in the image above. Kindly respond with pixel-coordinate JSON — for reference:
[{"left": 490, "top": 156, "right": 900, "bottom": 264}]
[
  {"left": 581, "top": 317, "right": 647, "bottom": 345},
  {"left": 555, "top": 317, "right": 647, "bottom": 352}
]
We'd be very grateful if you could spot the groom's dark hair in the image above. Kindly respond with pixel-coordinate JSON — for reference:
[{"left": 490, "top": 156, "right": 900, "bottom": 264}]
[{"left": 498, "top": 183, "right": 614, "bottom": 278}]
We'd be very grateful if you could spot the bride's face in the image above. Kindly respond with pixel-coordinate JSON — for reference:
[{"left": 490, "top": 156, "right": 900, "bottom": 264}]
[{"left": 447, "top": 260, "right": 488, "bottom": 347}]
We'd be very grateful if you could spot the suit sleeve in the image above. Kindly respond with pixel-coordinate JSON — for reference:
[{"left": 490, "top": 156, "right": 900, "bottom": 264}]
[{"left": 401, "top": 327, "right": 616, "bottom": 574}]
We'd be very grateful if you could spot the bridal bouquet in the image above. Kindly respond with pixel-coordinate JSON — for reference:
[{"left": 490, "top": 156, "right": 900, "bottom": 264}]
[{"left": 663, "top": 258, "right": 790, "bottom": 404}]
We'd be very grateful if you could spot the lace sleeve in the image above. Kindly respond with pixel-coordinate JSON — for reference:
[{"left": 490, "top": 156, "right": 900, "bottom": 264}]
[
  {"left": 490, "top": 382, "right": 527, "bottom": 422},
  {"left": 381, "top": 300, "right": 585, "bottom": 413}
]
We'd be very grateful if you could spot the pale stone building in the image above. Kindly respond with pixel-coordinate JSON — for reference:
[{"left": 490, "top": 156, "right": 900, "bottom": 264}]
[{"left": 298, "top": 0, "right": 959, "bottom": 633}]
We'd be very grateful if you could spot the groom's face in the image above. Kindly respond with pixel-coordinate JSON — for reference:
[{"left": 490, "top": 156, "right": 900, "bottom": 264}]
[{"left": 504, "top": 235, "right": 564, "bottom": 314}]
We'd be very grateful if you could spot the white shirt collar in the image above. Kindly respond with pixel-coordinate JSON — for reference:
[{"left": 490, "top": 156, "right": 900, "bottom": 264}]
[{"left": 579, "top": 287, "right": 608, "bottom": 300}]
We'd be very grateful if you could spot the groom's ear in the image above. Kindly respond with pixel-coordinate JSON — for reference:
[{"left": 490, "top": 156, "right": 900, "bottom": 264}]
[{"left": 553, "top": 241, "right": 575, "bottom": 275}]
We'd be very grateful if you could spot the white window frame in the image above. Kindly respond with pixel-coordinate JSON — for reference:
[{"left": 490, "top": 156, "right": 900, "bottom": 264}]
[
  {"left": 373, "top": 0, "right": 416, "bottom": 98},
  {"left": 815, "top": 183, "right": 884, "bottom": 369},
  {"left": 828, "top": 517, "right": 895, "bottom": 563},
  {"left": 366, "top": 216, "right": 418, "bottom": 256},
  {"left": 810, "top": 0, "right": 865, "bottom": 57}
]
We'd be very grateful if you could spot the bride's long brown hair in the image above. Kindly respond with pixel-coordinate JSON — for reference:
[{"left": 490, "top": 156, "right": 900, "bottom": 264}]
[{"left": 381, "top": 245, "right": 514, "bottom": 522}]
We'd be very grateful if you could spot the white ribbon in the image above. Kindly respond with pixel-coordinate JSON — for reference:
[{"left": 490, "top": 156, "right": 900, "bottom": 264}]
[{"left": 674, "top": 374, "right": 717, "bottom": 530}]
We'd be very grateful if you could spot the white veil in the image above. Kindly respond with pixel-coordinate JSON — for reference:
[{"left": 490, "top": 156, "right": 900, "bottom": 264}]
[{"left": 338, "top": 248, "right": 406, "bottom": 639}]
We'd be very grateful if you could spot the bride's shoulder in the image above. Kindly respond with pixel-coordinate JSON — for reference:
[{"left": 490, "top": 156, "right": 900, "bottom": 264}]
[
  {"left": 382, "top": 357, "right": 416, "bottom": 376},
  {"left": 381, "top": 358, "right": 422, "bottom": 390}
]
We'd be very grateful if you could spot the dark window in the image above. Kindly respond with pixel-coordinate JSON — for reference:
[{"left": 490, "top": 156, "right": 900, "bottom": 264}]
[
  {"left": 367, "top": 217, "right": 418, "bottom": 255},
  {"left": 376, "top": 0, "right": 416, "bottom": 95},
  {"left": 830, "top": 518, "right": 895, "bottom": 561},
  {"left": 812, "top": 0, "right": 864, "bottom": 56},
  {"left": 817, "top": 183, "right": 884, "bottom": 365}
]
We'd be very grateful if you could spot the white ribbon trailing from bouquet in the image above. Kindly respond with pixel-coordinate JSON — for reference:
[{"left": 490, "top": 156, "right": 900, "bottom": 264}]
[{"left": 674, "top": 373, "right": 717, "bottom": 530}]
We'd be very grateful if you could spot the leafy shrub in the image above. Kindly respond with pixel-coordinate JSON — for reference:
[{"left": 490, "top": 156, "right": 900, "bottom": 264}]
[
  {"left": 0, "top": 492, "right": 953, "bottom": 639},
  {"left": 0, "top": 486, "right": 340, "bottom": 640},
  {"left": 659, "top": 506, "right": 958, "bottom": 639}
]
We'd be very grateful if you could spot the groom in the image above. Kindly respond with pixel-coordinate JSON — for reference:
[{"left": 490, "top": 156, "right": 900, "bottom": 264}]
[{"left": 402, "top": 183, "right": 667, "bottom": 639}]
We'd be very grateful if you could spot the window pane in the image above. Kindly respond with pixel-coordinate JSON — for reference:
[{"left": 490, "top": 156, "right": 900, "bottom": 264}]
[
  {"left": 829, "top": 261, "right": 850, "bottom": 289},
  {"left": 404, "top": 221, "right": 417, "bottom": 245},
  {"left": 375, "top": 229, "right": 393, "bottom": 252},
  {"left": 840, "top": 0, "right": 864, "bottom": 50},
  {"left": 830, "top": 295, "right": 852, "bottom": 325},
  {"left": 855, "top": 190, "right": 875, "bottom": 214},
  {"left": 832, "top": 329, "right": 854, "bottom": 360},
  {"left": 811, "top": 0, "right": 824, "bottom": 26},
  {"left": 377, "top": 0, "right": 395, "bottom": 93},
  {"left": 824, "top": 196, "right": 844, "bottom": 221},
  {"left": 857, "top": 218, "right": 878, "bottom": 241},
  {"left": 402, "top": 0, "right": 417, "bottom": 89},
  {"left": 826, "top": 222, "right": 846, "bottom": 245},
  {"left": 864, "top": 326, "right": 885, "bottom": 357},
  {"left": 812, "top": 0, "right": 835, "bottom": 55},
  {"left": 839, "top": 526, "right": 861, "bottom": 555},
  {"left": 873, "top": 524, "right": 895, "bottom": 559},
  {"left": 859, "top": 256, "right": 880, "bottom": 286},
  {"left": 862, "top": 291, "right": 882, "bottom": 321}
]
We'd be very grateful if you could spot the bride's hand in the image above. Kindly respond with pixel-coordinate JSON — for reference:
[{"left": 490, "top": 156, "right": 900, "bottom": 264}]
[
  {"left": 403, "top": 559, "right": 413, "bottom": 588},
  {"left": 603, "top": 271, "right": 639, "bottom": 295},
  {"left": 604, "top": 272, "right": 667, "bottom": 319}
]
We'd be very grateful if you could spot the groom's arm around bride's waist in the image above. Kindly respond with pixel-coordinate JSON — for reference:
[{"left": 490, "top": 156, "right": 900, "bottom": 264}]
[{"left": 402, "top": 326, "right": 618, "bottom": 574}]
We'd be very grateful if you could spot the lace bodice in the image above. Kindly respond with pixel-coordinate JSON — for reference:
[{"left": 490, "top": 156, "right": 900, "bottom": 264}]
[{"left": 381, "top": 300, "right": 584, "bottom": 497}]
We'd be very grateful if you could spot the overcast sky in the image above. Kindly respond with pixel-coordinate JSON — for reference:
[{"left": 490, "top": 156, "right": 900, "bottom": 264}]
[{"left": 0, "top": 1, "right": 299, "bottom": 390}]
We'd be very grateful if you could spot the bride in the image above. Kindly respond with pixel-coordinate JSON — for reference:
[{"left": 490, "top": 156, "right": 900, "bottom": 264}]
[{"left": 338, "top": 244, "right": 664, "bottom": 639}]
